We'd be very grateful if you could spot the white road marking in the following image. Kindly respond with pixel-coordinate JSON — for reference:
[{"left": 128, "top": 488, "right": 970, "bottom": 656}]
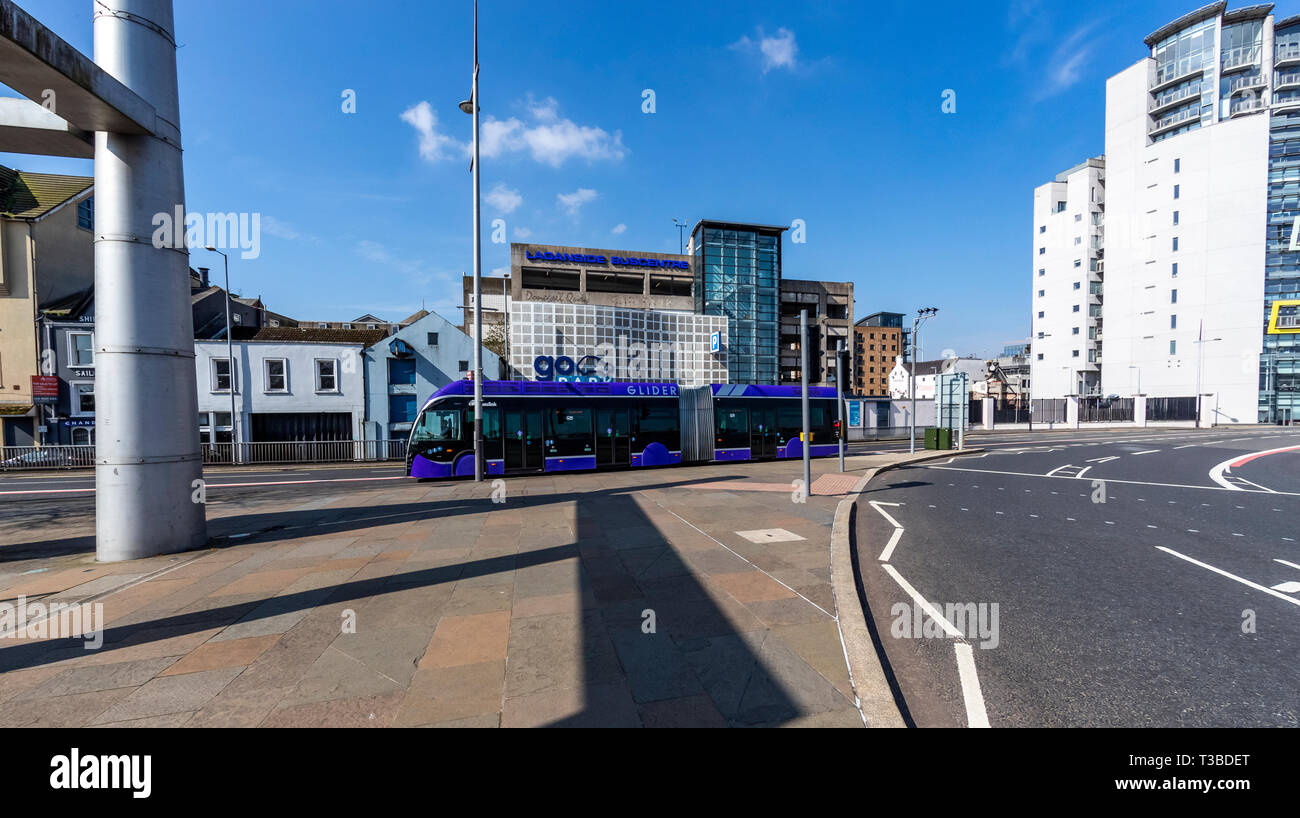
[
  {"left": 1156, "top": 547, "right": 1300, "bottom": 608},
  {"left": 1131, "top": 449, "right": 1160, "bottom": 456},
  {"left": 881, "top": 564, "right": 962, "bottom": 638},
  {"left": 954, "top": 643, "right": 991, "bottom": 729},
  {"left": 1086, "top": 455, "right": 1118, "bottom": 463},
  {"left": 1272, "top": 581, "right": 1300, "bottom": 593},
  {"left": 924, "top": 464, "right": 1300, "bottom": 497},
  {"left": 1045, "top": 464, "right": 1073, "bottom": 477},
  {"left": 879, "top": 564, "right": 992, "bottom": 728},
  {"left": 1076, "top": 467, "right": 1092, "bottom": 479},
  {"left": 879, "top": 527, "right": 904, "bottom": 562},
  {"left": 1274, "top": 558, "right": 1300, "bottom": 571}
]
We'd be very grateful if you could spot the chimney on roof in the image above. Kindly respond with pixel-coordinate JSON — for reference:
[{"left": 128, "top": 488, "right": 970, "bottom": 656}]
[{"left": 197, "top": 267, "right": 210, "bottom": 288}]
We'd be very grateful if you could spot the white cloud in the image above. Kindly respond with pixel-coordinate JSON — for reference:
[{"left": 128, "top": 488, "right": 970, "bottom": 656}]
[
  {"left": 481, "top": 95, "right": 626, "bottom": 167},
  {"left": 513, "top": 226, "right": 533, "bottom": 239},
  {"left": 731, "top": 27, "right": 798, "bottom": 74},
  {"left": 611, "top": 223, "right": 627, "bottom": 235},
  {"left": 262, "top": 215, "right": 301, "bottom": 241},
  {"left": 1034, "top": 23, "right": 1098, "bottom": 100},
  {"left": 557, "top": 188, "right": 597, "bottom": 216},
  {"left": 400, "top": 101, "right": 461, "bottom": 162},
  {"left": 485, "top": 183, "right": 523, "bottom": 214}
]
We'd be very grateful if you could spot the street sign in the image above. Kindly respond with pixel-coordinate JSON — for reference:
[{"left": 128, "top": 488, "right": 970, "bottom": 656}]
[
  {"left": 31, "top": 375, "right": 58, "bottom": 404},
  {"left": 710, "top": 331, "right": 721, "bottom": 354}
]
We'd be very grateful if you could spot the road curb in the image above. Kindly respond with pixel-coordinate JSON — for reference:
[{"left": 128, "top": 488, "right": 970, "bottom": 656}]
[{"left": 828, "top": 448, "right": 984, "bottom": 728}]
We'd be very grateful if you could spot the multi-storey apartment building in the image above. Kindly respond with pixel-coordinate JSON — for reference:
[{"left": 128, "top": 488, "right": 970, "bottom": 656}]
[
  {"left": 853, "top": 312, "right": 907, "bottom": 396},
  {"left": 1031, "top": 157, "right": 1107, "bottom": 399},
  {"left": 1034, "top": 3, "right": 1300, "bottom": 423}
]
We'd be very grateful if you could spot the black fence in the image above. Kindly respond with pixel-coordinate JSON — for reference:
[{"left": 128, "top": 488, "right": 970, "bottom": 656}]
[
  {"left": 1147, "top": 396, "right": 1198, "bottom": 422},
  {"left": 1031, "top": 398, "right": 1067, "bottom": 424},
  {"left": 1079, "top": 396, "right": 1134, "bottom": 423},
  {"left": 993, "top": 398, "right": 1030, "bottom": 424}
]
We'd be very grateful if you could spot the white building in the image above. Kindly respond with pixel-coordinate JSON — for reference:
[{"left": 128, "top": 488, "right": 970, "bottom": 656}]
[
  {"left": 1031, "top": 158, "right": 1106, "bottom": 399},
  {"left": 1038, "top": 3, "right": 1300, "bottom": 423},
  {"left": 888, "top": 356, "right": 987, "bottom": 400},
  {"left": 194, "top": 330, "right": 376, "bottom": 444}
]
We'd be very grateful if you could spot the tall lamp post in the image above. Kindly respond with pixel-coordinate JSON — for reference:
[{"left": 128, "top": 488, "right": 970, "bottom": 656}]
[
  {"left": 672, "top": 218, "right": 688, "bottom": 254},
  {"left": 909, "top": 307, "right": 938, "bottom": 454},
  {"left": 459, "top": 0, "right": 484, "bottom": 481},
  {"left": 205, "top": 246, "right": 237, "bottom": 464},
  {"left": 1193, "top": 320, "right": 1223, "bottom": 428}
]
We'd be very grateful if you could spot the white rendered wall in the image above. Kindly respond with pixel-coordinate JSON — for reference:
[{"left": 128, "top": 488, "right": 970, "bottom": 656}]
[{"left": 1102, "top": 59, "right": 1266, "bottom": 423}]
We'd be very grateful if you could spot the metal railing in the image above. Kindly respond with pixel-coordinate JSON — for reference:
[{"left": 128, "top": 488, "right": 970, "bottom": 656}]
[
  {"left": 0, "top": 440, "right": 409, "bottom": 470},
  {"left": 1079, "top": 397, "right": 1134, "bottom": 423},
  {"left": 203, "top": 439, "right": 409, "bottom": 465},
  {"left": 1222, "top": 45, "right": 1261, "bottom": 72},
  {"left": 1149, "top": 82, "right": 1202, "bottom": 112},
  {"left": 1150, "top": 105, "right": 1201, "bottom": 134},
  {"left": 0, "top": 445, "right": 97, "bottom": 470},
  {"left": 1031, "top": 398, "right": 1068, "bottom": 424},
  {"left": 1147, "top": 396, "right": 1198, "bottom": 422}
]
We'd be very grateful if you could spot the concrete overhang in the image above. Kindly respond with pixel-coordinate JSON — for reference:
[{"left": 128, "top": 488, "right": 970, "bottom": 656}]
[
  {"left": 0, "top": 0, "right": 155, "bottom": 137},
  {"left": 0, "top": 96, "right": 91, "bottom": 157}
]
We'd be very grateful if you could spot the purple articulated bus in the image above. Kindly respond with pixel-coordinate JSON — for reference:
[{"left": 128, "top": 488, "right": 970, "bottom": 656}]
[{"left": 406, "top": 379, "right": 841, "bottom": 479}]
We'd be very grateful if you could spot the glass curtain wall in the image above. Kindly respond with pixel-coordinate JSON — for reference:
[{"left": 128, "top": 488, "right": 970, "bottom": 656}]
[{"left": 694, "top": 225, "right": 780, "bottom": 384}]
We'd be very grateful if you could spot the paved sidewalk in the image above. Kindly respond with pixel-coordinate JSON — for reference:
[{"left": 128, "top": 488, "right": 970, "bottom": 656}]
[{"left": 0, "top": 449, "right": 950, "bottom": 727}]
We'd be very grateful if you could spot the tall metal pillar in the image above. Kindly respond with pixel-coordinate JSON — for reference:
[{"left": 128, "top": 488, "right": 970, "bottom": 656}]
[
  {"left": 800, "top": 309, "right": 811, "bottom": 494},
  {"left": 93, "top": 0, "right": 206, "bottom": 560}
]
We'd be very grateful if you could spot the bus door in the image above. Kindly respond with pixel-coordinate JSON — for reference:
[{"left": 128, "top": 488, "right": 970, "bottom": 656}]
[
  {"left": 504, "top": 407, "right": 544, "bottom": 472},
  {"left": 596, "top": 407, "right": 631, "bottom": 467},
  {"left": 750, "top": 406, "right": 778, "bottom": 459}
]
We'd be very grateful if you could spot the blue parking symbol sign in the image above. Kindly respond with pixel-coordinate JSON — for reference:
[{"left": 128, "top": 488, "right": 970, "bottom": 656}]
[{"left": 710, "top": 331, "right": 721, "bottom": 353}]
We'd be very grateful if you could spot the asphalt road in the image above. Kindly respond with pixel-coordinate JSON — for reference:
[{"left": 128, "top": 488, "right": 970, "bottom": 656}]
[{"left": 855, "top": 426, "right": 1300, "bottom": 728}]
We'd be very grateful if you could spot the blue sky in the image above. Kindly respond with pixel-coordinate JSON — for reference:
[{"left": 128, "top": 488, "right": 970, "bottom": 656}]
[{"left": 4, "top": 0, "right": 1221, "bottom": 358}]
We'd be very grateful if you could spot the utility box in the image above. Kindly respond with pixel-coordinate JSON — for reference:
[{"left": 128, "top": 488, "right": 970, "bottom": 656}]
[{"left": 924, "top": 427, "right": 939, "bottom": 449}]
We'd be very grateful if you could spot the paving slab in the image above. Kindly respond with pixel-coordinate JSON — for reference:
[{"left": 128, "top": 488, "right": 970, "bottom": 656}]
[{"left": 0, "top": 449, "right": 947, "bottom": 727}]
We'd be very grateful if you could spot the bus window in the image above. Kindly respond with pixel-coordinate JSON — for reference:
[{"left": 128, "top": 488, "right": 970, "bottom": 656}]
[
  {"left": 715, "top": 407, "right": 748, "bottom": 447},
  {"left": 412, "top": 408, "right": 461, "bottom": 443},
  {"left": 637, "top": 405, "right": 678, "bottom": 434},
  {"left": 466, "top": 406, "right": 501, "bottom": 440},
  {"left": 550, "top": 407, "right": 593, "bottom": 441}
]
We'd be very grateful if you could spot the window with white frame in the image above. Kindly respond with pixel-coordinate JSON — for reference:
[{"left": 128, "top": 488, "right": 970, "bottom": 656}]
[
  {"left": 264, "top": 358, "right": 287, "bottom": 392},
  {"left": 72, "top": 382, "right": 95, "bottom": 415},
  {"left": 315, "top": 358, "right": 338, "bottom": 392},
  {"left": 212, "top": 358, "right": 237, "bottom": 392},
  {"left": 68, "top": 331, "right": 94, "bottom": 368}
]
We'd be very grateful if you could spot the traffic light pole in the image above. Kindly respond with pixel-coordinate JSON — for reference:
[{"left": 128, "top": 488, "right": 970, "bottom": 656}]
[{"left": 836, "top": 340, "right": 845, "bottom": 473}]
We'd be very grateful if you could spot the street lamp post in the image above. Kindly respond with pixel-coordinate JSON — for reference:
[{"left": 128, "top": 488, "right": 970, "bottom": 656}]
[
  {"left": 1193, "top": 320, "right": 1223, "bottom": 428},
  {"left": 672, "top": 218, "right": 688, "bottom": 254},
  {"left": 205, "top": 246, "right": 237, "bottom": 464},
  {"left": 460, "top": 0, "right": 483, "bottom": 482},
  {"left": 909, "top": 307, "right": 938, "bottom": 454}
]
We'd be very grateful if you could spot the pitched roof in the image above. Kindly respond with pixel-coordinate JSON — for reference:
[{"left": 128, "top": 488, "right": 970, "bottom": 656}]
[
  {"left": 0, "top": 165, "right": 93, "bottom": 220},
  {"left": 400, "top": 309, "right": 430, "bottom": 325},
  {"left": 245, "top": 326, "right": 390, "bottom": 345}
]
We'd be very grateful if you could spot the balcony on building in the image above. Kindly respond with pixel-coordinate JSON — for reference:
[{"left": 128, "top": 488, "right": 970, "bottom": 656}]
[
  {"left": 1277, "top": 40, "right": 1300, "bottom": 70},
  {"left": 1226, "top": 72, "right": 1268, "bottom": 96},
  {"left": 1149, "top": 62, "right": 1205, "bottom": 94},
  {"left": 1149, "top": 104, "right": 1202, "bottom": 136},
  {"left": 1229, "top": 95, "right": 1268, "bottom": 117},
  {"left": 1221, "top": 44, "right": 1262, "bottom": 74},
  {"left": 1149, "top": 82, "right": 1204, "bottom": 116}
]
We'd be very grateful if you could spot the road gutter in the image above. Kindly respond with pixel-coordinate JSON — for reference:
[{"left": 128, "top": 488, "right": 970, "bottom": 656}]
[{"left": 828, "top": 447, "right": 984, "bottom": 728}]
